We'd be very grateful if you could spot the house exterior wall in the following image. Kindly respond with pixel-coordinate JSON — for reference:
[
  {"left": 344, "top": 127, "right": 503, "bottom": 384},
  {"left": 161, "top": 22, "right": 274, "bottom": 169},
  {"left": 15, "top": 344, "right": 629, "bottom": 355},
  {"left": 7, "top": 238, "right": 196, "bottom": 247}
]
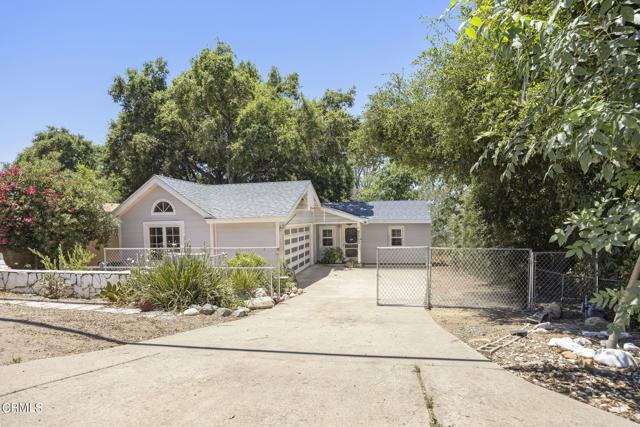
[
  {"left": 360, "top": 223, "right": 431, "bottom": 265},
  {"left": 119, "top": 186, "right": 211, "bottom": 248},
  {"left": 214, "top": 222, "right": 278, "bottom": 248}
]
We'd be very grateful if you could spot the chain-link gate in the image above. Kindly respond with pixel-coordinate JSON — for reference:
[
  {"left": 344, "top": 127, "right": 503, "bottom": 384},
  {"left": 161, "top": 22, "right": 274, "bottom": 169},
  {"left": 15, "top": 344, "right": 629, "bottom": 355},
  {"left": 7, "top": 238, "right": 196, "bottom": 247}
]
[
  {"left": 376, "top": 247, "right": 429, "bottom": 306},
  {"left": 377, "top": 247, "right": 533, "bottom": 309}
]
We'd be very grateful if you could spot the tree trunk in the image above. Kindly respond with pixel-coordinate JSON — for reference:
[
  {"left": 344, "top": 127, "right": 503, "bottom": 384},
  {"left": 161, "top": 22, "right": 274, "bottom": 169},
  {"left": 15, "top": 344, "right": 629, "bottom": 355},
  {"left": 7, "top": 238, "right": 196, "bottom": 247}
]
[{"left": 606, "top": 253, "right": 640, "bottom": 349}]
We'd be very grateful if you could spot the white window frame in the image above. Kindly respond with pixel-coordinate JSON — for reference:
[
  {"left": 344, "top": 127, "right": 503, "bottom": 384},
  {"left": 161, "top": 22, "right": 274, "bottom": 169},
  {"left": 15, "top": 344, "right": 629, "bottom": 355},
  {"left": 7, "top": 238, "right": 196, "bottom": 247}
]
[
  {"left": 143, "top": 221, "right": 185, "bottom": 248},
  {"left": 150, "top": 199, "right": 176, "bottom": 216},
  {"left": 388, "top": 226, "right": 404, "bottom": 247},
  {"left": 319, "top": 226, "right": 336, "bottom": 248}
]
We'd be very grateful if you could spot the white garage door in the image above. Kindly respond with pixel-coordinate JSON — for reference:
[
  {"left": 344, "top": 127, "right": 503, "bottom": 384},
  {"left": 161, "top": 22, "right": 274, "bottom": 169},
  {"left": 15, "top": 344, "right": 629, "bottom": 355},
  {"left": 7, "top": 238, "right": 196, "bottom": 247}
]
[{"left": 284, "top": 225, "right": 312, "bottom": 272}]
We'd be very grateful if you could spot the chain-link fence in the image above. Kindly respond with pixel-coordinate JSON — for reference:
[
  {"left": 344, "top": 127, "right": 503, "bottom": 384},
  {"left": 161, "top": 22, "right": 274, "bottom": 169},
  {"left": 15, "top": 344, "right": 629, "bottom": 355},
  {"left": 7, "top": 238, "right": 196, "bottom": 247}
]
[
  {"left": 377, "top": 247, "right": 623, "bottom": 310},
  {"left": 532, "top": 252, "right": 620, "bottom": 306},
  {"left": 377, "top": 247, "right": 532, "bottom": 309},
  {"left": 430, "top": 248, "right": 531, "bottom": 309},
  {"left": 376, "top": 246, "right": 429, "bottom": 306},
  {"left": 102, "top": 247, "right": 227, "bottom": 269}
]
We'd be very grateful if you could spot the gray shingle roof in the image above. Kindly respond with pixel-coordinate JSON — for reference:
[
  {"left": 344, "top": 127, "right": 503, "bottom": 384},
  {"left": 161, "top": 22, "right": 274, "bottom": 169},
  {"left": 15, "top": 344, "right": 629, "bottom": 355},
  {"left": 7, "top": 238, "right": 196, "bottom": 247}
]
[
  {"left": 156, "top": 176, "right": 310, "bottom": 219},
  {"left": 323, "top": 200, "right": 431, "bottom": 223}
]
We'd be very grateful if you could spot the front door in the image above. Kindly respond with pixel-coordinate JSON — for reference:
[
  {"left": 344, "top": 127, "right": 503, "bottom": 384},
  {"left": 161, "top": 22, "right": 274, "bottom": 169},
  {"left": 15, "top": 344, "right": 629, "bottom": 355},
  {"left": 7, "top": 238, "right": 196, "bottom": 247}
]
[{"left": 344, "top": 227, "right": 358, "bottom": 259}]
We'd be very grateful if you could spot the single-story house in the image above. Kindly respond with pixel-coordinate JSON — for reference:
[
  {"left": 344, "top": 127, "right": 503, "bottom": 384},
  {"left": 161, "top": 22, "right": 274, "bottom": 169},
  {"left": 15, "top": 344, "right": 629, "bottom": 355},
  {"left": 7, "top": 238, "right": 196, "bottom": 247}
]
[{"left": 110, "top": 175, "right": 431, "bottom": 271}]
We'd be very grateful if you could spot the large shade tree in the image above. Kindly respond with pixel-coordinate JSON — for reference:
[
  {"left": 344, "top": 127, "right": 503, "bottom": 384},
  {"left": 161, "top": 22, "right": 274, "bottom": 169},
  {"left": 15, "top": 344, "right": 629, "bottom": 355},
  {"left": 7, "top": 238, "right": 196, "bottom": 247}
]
[{"left": 106, "top": 42, "right": 354, "bottom": 201}]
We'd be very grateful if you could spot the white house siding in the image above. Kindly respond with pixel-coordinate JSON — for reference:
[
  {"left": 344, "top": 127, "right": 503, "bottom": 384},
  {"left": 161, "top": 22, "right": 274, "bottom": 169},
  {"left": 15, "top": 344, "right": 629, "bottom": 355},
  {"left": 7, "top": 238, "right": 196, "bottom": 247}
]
[
  {"left": 214, "top": 222, "right": 277, "bottom": 248},
  {"left": 360, "top": 223, "right": 431, "bottom": 265},
  {"left": 119, "top": 186, "right": 211, "bottom": 248}
]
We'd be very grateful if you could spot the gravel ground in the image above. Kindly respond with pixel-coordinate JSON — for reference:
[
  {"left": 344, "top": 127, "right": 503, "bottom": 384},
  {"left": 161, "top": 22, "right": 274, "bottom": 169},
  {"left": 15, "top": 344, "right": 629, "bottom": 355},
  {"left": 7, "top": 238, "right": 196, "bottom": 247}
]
[
  {"left": 0, "top": 303, "right": 239, "bottom": 366},
  {"left": 431, "top": 308, "right": 640, "bottom": 423}
]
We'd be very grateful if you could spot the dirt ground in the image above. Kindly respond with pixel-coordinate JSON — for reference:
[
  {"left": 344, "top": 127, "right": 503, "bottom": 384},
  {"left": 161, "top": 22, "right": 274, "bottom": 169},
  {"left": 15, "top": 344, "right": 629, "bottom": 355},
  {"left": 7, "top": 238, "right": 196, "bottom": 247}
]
[
  {"left": 431, "top": 308, "right": 640, "bottom": 423},
  {"left": 0, "top": 303, "right": 238, "bottom": 366}
]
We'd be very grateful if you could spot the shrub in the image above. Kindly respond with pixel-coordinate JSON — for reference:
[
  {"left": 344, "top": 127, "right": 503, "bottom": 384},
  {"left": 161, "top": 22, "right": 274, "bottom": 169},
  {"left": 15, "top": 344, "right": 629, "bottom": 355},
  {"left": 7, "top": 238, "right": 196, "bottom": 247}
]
[
  {"left": 226, "top": 252, "right": 268, "bottom": 267},
  {"left": 34, "top": 272, "right": 72, "bottom": 299},
  {"left": 99, "top": 281, "right": 135, "bottom": 306},
  {"left": 30, "top": 243, "right": 94, "bottom": 270},
  {"left": 127, "top": 252, "right": 233, "bottom": 311},
  {"left": 320, "top": 247, "right": 344, "bottom": 264}
]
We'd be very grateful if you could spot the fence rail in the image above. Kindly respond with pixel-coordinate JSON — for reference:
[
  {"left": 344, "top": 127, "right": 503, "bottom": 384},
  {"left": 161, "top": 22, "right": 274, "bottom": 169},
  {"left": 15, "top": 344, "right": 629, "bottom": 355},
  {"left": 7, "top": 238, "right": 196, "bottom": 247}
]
[{"left": 376, "top": 247, "right": 620, "bottom": 310}]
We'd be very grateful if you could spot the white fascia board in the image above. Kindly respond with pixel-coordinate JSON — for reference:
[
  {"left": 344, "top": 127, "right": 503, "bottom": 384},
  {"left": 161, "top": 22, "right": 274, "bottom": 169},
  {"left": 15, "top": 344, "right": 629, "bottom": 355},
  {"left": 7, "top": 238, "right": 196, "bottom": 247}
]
[
  {"left": 321, "top": 206, "right": 366, "bottom": 223},
  {"left": 205, "top": 216, "right": 286, "bottom": 224},
  {"left": 112, "top": 176, "right": 210, "bottom": 218},
  {"left": 366, "top": 219, "right": 431, "bottom": 224}
]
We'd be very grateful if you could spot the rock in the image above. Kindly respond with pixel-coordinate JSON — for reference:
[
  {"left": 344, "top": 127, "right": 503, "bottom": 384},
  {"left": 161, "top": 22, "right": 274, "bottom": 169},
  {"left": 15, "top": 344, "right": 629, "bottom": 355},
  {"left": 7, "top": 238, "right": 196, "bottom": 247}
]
[
  {"left": 573, "top": 337, "right": 592, "bottom": 347},
  {"left": 583, "top": 330, "right": 608, "bottom": 339},
  {"left": 543, "top": 302, "right": 561, "bottom": 319},
  {"left": 623, "top": 342, "right": 640, "bottom": 354},
  {"left": 281, "top": 294, "right": 289, "bottom": 301},
  {"left": 200, "top": 303, "right": 215, "bottom": 315},
  {"left": 253, "top": 287, "right": 268, "bottom": 298},
  {"left": 585, "top": 317, "right": 609, "bottom": 329},
  {"left": 548, "top": 337, "right": 595, "bottom": 358},
  {"left": 232, "top": 308, "right": 249, "bottom": 317},
  {"left": 530, "top": 328, "right": 549, "bottom": 334},
  {"left": 593, "top": 349, "right": 638, "bottom": 369},
  {"left": 189, "top": 304, "right": 202, "bottom": 311},
  {"left": 561, "top": 351, "right": 577, "bottom": 360},
  {"left": 291, "top": 286, "right": 299, "bottom": 293},
  {"left": 136, "top": 299, "right": 155, "bottom": 312},
  {"left": 216, "top": 307, "right": 232, "bottom": 317},
  {"left": 245, "top": 296, "right": 275, "bottom": 309},
  {"left": 183, "top": 307, "right": 199, "bottom": 316},
  {"left": 534, "top": 322, "right": 552, "bottom": 330},
  {"left": 511, "top": 329, "right": 528, "bottom": 337}
]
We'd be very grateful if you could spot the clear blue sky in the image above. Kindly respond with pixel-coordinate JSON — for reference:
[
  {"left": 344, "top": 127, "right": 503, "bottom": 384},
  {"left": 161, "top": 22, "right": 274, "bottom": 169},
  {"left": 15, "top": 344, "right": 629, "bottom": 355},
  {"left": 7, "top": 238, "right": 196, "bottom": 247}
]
[{"left": 0, "top": 0, "right": 450, "bottom": 163}]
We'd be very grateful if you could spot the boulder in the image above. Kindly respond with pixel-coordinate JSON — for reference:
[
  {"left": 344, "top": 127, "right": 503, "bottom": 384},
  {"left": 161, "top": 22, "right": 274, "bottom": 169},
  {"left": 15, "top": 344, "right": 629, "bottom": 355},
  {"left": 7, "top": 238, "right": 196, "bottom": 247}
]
[
  {"left": 561, "top": 351, "right": 577, "bottom": 360},
  {"left": 136, "top": 299, "right": 155, "bottom": 312},
  {"left": 534, "top": 322, "right": 552, "bottom": 330},
  {"left": 232, "top": 308, "right": 249, "bottom": 317},
  {"left": 593, "top": 349, "right": 638, "bottom": 369},
  {"left": 189, "top": 304, "right": 202, "bottom": 311},
  {"left": 548, "top": 337, "right": 595, "bottom": 358},
  {"left": 623, "top": 342, "right": 640, "bottom": 354},
  {"left": 253, "top": 288, "right": 268, "bottom": 298},
  {"left": 573, "top": 337, "right": 592, "bottom": 347},
  {"left": 183, "top": 307, "right": 199, "bottom": 316},
  {"left": 584, "top": 317, "right": 609, "bottom": 329},
  {"left": 543, "top": 302, "right": 561, "bottom": 319},
  {"left": 245, "top": 296, "right": 275, "bottom": 309},
  {"left": 200, "top": 303, "right": 216, "bottom": 315},
  {"left": 216, "top": 307, "right": 232, "bottom": 317}
]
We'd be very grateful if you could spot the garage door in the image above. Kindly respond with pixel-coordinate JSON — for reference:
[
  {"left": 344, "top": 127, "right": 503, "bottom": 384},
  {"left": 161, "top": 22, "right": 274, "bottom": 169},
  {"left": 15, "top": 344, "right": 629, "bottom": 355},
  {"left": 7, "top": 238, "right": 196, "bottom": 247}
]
[{"left": 284, "top": 225, "right": 312, "bottom": 272}]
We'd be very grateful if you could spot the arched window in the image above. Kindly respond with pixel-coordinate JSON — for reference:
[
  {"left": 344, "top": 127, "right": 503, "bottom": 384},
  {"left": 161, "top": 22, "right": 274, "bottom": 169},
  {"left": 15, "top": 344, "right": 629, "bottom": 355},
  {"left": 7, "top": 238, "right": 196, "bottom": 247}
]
[{"left": 152, "top": 200, "right": 175, "bottom": 215}]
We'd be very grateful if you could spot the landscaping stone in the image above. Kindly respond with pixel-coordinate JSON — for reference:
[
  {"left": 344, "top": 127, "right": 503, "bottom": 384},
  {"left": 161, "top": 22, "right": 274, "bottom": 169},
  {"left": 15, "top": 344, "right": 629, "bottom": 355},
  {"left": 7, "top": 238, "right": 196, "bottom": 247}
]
[
  {"left": 189, "top": 304, "right": 202, "bottom": 311},
  {"left": 561, "top": 351, "right": 577, "bottom": 360},
  {"left": 245, "top": 296, "right": 275, "bottom": 309},
  {"left": 593, "top": 349, "right": 638, "bottom": 369},
  {"left": 136, "top": 299, "right": 155, "bottom": 312},
  {"left": 548, "top": 337, "right": 595, "bottom": 358},
  {"left": 573, "top": 337, "right": 592, "bottom": 347},
  {"left": 623, "top": 342, "right": 640, "bottom": 354},
  {"left": 585, "top": 317, "right": 609, "bottom": 329},
  {"left": 183, "top": 307, "right": 199, "bottom": 316},
  {"left": 544, "top": 302, "right": 561, "bottom": 319},
  {"left": 232, "top": 308, "right": 248, "bottom": 317},
  {"left": 200, "top": 303, "right": 215, "bottom": 315},
  {"left": 216, "top": 307, "right": 232, "bottom": 317},
  {"left": 253, "top": 287, "right": 268, "bottom": 298}
]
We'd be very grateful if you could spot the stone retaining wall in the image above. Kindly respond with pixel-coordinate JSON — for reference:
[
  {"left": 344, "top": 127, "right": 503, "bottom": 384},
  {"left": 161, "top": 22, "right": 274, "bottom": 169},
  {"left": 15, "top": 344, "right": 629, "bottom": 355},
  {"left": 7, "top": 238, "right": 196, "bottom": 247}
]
[{"left": 0, "top": 269, "right": 130, "bottom": 299}]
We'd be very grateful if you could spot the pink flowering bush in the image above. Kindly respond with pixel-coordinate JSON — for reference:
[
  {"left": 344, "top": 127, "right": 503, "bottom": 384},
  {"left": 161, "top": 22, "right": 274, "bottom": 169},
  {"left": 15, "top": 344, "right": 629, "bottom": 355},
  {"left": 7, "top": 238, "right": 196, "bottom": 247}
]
[{"left": 0, "top": 161, "right": 117, "bottom": 256}]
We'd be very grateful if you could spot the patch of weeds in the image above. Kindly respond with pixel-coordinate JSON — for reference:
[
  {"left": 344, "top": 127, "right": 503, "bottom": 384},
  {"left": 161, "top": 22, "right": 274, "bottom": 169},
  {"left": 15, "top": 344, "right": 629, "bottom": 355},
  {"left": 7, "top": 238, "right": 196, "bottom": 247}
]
[
  {"left": 413, "top": 365, "right": 443, "bottom": 427},
  {"left": 10, "top": 356, "right": 22, "bottom": 364}
]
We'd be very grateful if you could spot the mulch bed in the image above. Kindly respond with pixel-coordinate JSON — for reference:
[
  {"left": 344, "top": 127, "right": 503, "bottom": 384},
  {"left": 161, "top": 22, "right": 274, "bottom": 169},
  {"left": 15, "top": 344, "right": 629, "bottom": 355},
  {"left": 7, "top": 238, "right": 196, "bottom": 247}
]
[{"left": 431, "top": 308, "right": 640, "bottom": 423}]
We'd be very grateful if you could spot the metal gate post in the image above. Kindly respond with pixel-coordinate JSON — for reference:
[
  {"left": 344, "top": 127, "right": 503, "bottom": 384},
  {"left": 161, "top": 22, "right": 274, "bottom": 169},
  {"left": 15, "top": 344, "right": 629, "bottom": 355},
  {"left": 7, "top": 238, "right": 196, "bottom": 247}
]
[
  {"left": 528, "top": 250, "right": 535, "bottom": 309},
  {"left": 376, "top": 247, "right": 380, "bottom": 305},
  {"left": 427, "top": 247, "right": 432, "bottom": 309}
]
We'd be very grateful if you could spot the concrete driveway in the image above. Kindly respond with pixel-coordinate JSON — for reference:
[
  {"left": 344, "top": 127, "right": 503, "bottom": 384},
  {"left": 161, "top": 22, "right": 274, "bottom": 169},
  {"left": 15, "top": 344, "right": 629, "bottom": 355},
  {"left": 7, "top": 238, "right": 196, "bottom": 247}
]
[{"left": 0, "top": 266, "right": 634, "bottom": 426}]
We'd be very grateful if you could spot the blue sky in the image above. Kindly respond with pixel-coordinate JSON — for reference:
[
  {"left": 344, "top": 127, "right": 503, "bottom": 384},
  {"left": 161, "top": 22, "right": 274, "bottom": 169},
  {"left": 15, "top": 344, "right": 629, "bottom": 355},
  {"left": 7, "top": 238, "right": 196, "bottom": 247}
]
[{"left": 0, "top": 0, "right": 450, "bottom": 163}]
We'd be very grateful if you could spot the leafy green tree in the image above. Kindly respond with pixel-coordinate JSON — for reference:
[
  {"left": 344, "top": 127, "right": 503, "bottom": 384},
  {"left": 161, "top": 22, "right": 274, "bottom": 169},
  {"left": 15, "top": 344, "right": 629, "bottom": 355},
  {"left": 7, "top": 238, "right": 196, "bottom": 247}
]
[
  {"left": 459, "top": 0, "right": 640, "bottom": 346},
  {"left": 355, "top": 163, "right": 424, "bottom": 201},
  {"left": 106, "top": 41, "right": 354, "bottom": 201},
  {"left": 16, "top": 126, "right": 102, "bottom": 171}
]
